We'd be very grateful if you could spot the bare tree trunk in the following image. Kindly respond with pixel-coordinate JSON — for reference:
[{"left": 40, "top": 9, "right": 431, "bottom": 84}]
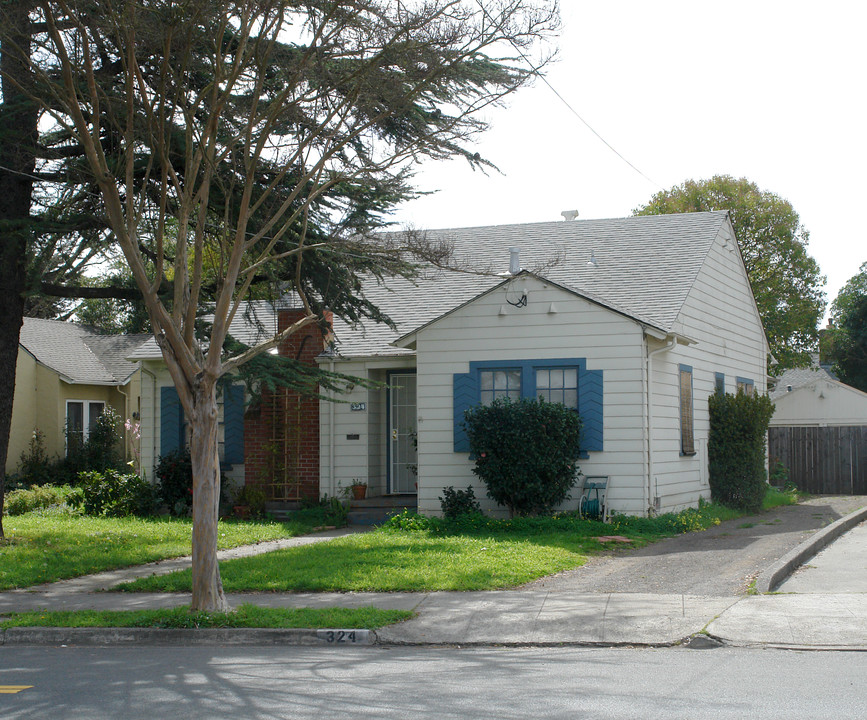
[{"left": 189, "top": 379, "right": 229, "bottom": 611}]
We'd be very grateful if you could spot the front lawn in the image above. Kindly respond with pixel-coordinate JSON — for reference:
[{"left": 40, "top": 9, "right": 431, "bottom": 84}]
[
  {"left": 0, "top": 513, "right": 326, "bottom": 590},
  {"left": 120, "top": 494, "right": 793, "bottom": 593}
]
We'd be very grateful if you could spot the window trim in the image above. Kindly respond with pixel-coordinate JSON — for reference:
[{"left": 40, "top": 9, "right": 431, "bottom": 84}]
[{"left": 679, "top": 364, "right": 696, "bottom": 456}]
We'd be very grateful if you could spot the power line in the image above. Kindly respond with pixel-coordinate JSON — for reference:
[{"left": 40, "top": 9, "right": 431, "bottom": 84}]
[{"left": 477, "top": 1, "right": 662, "bottom": 190}]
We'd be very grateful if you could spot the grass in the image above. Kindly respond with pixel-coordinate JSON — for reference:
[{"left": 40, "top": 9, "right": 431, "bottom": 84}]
[
  {"left": 119, "top": 490, "right": 799, "bottom": 594},
  {"left": 0, "top": 512, "right": 329, "bottom": 590},
  {"left": 0, "top": 604, "right": 412, "bottom": 630}
]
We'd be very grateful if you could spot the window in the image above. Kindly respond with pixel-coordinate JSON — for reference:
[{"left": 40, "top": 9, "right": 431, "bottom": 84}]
[
  {"left": 479, "top": 369, "right": 521, "bottom": 406},
  {"left": 714, "top": 372, "right": 725, "bottom": 395},
  {"left": 453, "top": 357, "right": 603, "bottom": 453},
  {"left": 66, "top": 400, "right": 105, "bottom": 454},
  {"left": 736, "top": 377, "right": 755, "bottom": 396},
  {"left": 536, "top": 367, "right": 578, "bottom": 408},
  {"left": 160, "top": 384, "right": 245, "bottom": 464},
  {"left": 679, "top": 365, "right": 695, "bottom": 455}
]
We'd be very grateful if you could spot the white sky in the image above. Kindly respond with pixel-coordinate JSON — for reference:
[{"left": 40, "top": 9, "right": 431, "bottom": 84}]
[{"left": 391, "top": 0, "right": 867, "bottom": 320}]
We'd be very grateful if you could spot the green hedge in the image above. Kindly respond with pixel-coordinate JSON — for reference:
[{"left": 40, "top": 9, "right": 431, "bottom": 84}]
[
  {"left": 463, "top": 398, "right": 582, "bottom": 517},
  {"left": 708, "top": 391, "right": 774, "bottom": 513}
]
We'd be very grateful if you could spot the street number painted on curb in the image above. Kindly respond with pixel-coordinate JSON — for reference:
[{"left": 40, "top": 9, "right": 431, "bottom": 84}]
[{"left": 317, "top": 629, "right": 367, "bottom": 644}]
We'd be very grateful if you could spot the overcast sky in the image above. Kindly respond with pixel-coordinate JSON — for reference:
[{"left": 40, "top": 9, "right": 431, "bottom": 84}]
[{"left": 392, "top": 1, "right": 866, "bottom": 320}]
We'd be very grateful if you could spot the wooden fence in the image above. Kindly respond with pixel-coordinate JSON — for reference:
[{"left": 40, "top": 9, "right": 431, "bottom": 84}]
[{"left": 768, "top": 425, "right": 867, "bottom": 495}]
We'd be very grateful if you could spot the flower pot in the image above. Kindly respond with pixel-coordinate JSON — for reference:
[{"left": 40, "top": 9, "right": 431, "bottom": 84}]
[{"left": 351, "top": 485, "right": 367, "bottom": 501}]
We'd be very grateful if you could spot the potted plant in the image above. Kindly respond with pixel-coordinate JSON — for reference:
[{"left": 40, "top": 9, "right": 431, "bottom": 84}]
[{"left": 350, "top": 479, "right": 367, "bottom": 501}]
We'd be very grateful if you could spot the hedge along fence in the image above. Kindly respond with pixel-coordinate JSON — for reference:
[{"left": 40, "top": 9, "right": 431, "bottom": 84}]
[
  {"left": 463, "top": 397, "right": 583, "bottom": 517},
  {"left": 708, "top": 391, "right": 775, "bottom": 513}
]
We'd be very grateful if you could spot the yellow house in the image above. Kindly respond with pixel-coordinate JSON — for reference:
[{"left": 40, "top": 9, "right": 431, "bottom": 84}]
[{"left": 7, "top": 318, "right": 150, "bottom": 475}]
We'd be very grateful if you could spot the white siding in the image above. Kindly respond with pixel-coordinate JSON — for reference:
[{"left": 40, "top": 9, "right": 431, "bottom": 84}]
[
  {"left": 647, "top": 221, "right": 768, "bottom": 513},
  {"left": 414, "top": 276, "right": 647, "bottom": 516},
  {"left": 771, "top": 381, "right": 867, "bottom": 426}
]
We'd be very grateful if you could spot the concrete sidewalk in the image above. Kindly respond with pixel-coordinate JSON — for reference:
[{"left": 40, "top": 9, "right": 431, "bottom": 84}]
[{"left": 2, "top": 505, "right": 867, "bottom": 650}]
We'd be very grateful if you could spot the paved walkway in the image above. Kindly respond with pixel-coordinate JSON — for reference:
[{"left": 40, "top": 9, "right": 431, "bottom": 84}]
[{"left": 2, "top": 499, "right": 867, "bottom": 649}]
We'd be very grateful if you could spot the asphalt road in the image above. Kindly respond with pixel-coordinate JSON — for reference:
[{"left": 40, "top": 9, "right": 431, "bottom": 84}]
[
  {"left": 524, "top": 496, "right": 867, "bottom": 596},
  {"left": 2, "top": 645, "right": 865, "bottom": 719}
]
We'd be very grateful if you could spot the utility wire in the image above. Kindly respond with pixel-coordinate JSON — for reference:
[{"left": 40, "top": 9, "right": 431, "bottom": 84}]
[{"left": 477, "top": 1, "right": 662, "bottom": 190}]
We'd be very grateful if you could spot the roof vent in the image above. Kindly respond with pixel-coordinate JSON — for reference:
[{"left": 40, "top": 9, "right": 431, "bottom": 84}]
[
  {"left": 509, "top": 247, "right": 521, "bottom": 275},
  {"left": 587, "top": 250, "right": 598, "bottom": 268},
  {"left": 561, "top": 209, "right": 579, "bottom": 221}
]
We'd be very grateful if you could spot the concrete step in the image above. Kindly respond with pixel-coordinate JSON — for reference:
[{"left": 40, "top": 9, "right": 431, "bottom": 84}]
[{"left": 347, "top": 495, "right": 417, "bottom": 526}]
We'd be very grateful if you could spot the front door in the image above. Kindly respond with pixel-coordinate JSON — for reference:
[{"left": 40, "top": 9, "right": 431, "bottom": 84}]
[{"left": 388, "top": 372, "right": 417, "bottom": 494}]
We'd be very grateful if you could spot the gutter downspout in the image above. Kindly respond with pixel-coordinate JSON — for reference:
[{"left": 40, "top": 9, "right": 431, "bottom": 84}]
[
  {"left": 141, "top": 366, "right": 157, "bottom": 479},
  {"left": 645, "top": 335, "right": 677, "bottom": 515}
]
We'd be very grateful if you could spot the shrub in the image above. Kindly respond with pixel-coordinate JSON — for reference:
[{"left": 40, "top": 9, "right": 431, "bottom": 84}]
[
  {"left": 154, "top": 448, "right": 230, "bottom": 516},
  {"left": 73, "top": 470, "right": 156, "bottom": 517},
  {"left": 463, "top": 397, "right": 582, "bottom": 517},
  {"left": 15, "top": 430, "right": 55, "bottom": 488},
  {"left": 4, "top": 484, "right": 79, "bottom": 516},
  {"left": 708, "top": 391, "right": 775, "bottom": 513},
  {"left": 439, "top": 485, "right": 482, "bottom": 519},
  {"left": 155, "top": 449, "right": 194, "bottom": 515}
]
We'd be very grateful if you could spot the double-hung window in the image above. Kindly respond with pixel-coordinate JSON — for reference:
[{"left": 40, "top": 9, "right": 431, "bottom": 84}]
[
  {"left": 454, "top": 357, "right": 603, "bottom": 453},
  {"left": 536, "top": 367, "right": 578, "bottom": 408},
  {"left": 479, "top": 369, "right": 522, "bottom": 406},
  {"left": 736, "top": 377, "right": 755, "bottom": 396},
  {"left": 66, "top": 400, "right": 105, "bottom": 455}
]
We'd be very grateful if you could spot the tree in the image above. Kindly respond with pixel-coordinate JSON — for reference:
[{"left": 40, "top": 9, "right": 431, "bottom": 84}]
[
  {"left": 10, "top": 0, "right": 558, "bottom": 609},
  {"left": 828, "top": 287, "right": 867, "bottom": 393},
  {"left": 633, "top": 176, "right": 826, "bottom": 369},
  {"left": 0, "top": 1, "right": 143, "bottom": 536}
]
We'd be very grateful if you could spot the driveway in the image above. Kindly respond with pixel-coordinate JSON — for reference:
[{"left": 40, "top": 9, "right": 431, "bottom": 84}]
[{"left": 522, "top": 496, "right": 867, "bottom": 596}]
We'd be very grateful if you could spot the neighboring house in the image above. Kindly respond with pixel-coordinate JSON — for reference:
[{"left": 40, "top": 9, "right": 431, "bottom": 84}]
[
  {"left": 768, "top": 364, "right": 867, "bottom": 494},
  {"left": 8, "top": 318, "right": 149, "bottom": 475},
  {"left": 130, "top": 211, "right": 768, "bottom": 517}
]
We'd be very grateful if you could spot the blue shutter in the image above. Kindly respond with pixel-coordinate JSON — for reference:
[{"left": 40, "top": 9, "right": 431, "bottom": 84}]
[
  {"left": 160, "top": 386, "right": 184, "bottom": 456},
  {"left": 578, "top": 368, "right": 603, "bottom": 452},
  {"left": 223, "top": 384, "right": 245, "bottom": 465},
  {"left": 453, "top": 372, "right": 479, "bottom": 452}
]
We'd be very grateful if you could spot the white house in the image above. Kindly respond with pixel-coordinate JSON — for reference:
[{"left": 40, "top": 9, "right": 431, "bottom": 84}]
[
  {"left": 319, "top": 211, "right": 768, "bottom": 516},
  {"left": 770, "top": 366, "right": 867, "bottom": 427}
]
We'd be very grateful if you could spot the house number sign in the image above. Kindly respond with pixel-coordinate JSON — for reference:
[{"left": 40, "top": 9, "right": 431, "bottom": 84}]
[{"left": 350, "top": 402, "right": 366, "bottom": 411}]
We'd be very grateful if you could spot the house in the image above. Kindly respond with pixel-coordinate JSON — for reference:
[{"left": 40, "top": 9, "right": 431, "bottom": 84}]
[
  {"left": 768, "top": 364, "right": 867, "bottom": 494},
  {"left": 316, "top": 211, "right": 767, "bottom": 516},
  {"left": 8, "top": 318, "right": 149, "bottom": 475},
  {"left": 131, "top": 211, "right": 768, "bottom": 517}
]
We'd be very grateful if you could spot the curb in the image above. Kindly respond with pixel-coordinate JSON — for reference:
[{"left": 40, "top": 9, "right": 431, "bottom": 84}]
[
  {"left": 0, "top": 627, "right": 375, "bottom": 647},
  {"left": 755, "top": 505, "right": 867, "bottom": 593}
]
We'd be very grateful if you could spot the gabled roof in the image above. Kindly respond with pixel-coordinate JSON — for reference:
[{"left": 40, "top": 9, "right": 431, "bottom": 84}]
[
  {"left": 330, "top": 211, "right": 731, "bottom": 357},
  {"left": 19, "top": 318, "right": 150, "bottom": 385},
  {"left": 769, "top": 365, "right": 845, "bottom": 401}
]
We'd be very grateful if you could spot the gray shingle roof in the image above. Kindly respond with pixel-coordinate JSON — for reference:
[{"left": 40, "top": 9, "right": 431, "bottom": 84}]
[
  {"left": 769, "top": 366, "right": 838, "bottom": 401},
  {"left": 19, "top": 318, "right": 149, "bottom": 384},
  {"left": 331, "top": 211, "right": 729, "bottom": 357},
  {"left": 121, "top": 211, "right": 733, "bottom": 362}
]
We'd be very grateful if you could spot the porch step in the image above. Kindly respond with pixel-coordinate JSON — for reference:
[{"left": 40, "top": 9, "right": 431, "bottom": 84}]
[
  {"left": 263, "top": 501, "right": 302, "bottom": 522},
  {"left": 347, "top": 495, "right": 417, "bottom": 526}
]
